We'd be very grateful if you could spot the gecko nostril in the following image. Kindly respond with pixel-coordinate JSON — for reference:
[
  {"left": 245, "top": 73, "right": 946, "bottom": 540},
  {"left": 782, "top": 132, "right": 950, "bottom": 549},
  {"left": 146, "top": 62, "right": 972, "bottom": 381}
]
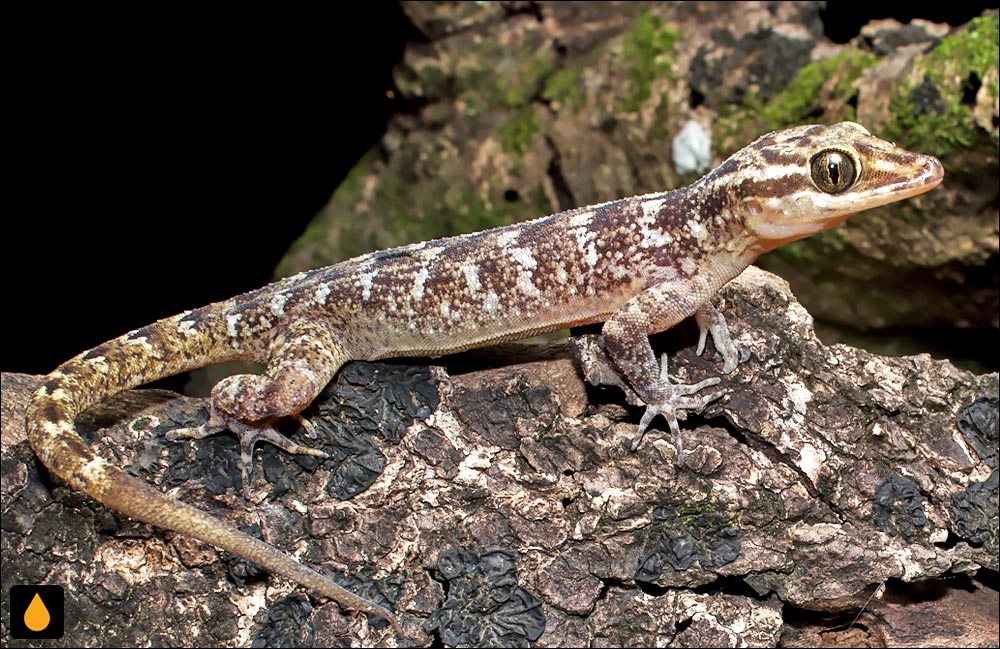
[{"left": 923, "top": 157, "right": 945, "bottom": 183}]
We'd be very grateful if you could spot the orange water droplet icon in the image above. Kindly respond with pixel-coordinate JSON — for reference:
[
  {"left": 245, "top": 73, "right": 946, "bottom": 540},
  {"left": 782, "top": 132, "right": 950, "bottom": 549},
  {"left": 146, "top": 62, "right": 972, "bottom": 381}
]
[{"left": 24, "top": 592, "right": 51, "bottom": 632}]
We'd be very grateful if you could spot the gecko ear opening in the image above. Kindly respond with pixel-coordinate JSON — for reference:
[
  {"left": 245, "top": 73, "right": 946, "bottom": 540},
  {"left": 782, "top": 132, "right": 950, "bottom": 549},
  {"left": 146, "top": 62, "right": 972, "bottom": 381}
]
[{"left": 746, "top": 199, "right": 763, "bottom": 215}]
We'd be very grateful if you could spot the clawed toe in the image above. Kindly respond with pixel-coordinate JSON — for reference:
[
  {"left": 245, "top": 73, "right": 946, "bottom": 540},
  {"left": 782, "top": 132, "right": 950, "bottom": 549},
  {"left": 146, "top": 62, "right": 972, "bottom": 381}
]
[
  {"left": 629, "top": 354, "right": 727, "bottom": 460},
  {"left": 167, "top": 406, "right": 328, "bottom": 497}
]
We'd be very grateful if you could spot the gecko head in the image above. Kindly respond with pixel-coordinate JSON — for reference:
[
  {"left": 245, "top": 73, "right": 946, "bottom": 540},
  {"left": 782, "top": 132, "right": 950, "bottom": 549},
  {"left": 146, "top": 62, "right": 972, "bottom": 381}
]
[{"left": 723, "top": 122, "right": 943, "bottom": 250}]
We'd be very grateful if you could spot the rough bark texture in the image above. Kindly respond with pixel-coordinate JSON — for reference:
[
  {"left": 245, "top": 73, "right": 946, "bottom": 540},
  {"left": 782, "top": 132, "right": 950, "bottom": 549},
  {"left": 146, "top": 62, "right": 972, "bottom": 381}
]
[{"left": 3, "top": 267, "right": 997, "bottom": 647}]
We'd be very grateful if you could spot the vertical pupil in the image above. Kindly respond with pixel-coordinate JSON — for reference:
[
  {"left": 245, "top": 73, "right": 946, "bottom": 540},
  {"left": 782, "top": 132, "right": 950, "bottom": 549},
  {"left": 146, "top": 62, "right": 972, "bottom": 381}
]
[{"left": 827, "top": 154, "right": 841, "bottom": 185}]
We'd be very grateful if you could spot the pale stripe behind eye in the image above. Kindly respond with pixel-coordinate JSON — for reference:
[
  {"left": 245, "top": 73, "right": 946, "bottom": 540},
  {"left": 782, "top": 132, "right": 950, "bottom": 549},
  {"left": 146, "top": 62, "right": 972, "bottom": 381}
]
[{"left": 756, "top": 163, "right": 805, "bottom": 180}]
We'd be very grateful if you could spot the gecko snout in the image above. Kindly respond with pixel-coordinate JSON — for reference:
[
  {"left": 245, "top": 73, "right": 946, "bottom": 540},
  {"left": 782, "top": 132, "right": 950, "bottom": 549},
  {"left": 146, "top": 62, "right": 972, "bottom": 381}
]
[{"left": 916, "top": 155, "right": 945, "bottom": 189}]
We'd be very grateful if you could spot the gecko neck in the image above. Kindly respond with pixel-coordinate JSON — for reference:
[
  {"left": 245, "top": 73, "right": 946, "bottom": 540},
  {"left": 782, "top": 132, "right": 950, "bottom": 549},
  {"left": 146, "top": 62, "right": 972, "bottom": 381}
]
[{"left": 648, "top": 174, "right": 761, "bottom": 281}]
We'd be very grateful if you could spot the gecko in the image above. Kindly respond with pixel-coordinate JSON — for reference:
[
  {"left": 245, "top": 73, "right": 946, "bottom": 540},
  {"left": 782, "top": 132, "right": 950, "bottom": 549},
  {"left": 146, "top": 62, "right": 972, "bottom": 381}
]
[{"left": 24, "top": 122, "right": 943, "bottom": 635}]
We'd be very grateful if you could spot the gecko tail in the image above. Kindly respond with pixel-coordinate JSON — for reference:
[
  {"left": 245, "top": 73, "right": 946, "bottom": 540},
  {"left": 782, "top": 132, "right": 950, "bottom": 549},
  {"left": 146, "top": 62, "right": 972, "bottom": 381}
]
[
  {"left": 23, "top": 307, "right": 401, "bottom": 629},
  {"left": 24, "top": 306, "right": 241, "bottom": 491},
  {"left": 97, "top": 470, "right": 399, "bottom": 626}
]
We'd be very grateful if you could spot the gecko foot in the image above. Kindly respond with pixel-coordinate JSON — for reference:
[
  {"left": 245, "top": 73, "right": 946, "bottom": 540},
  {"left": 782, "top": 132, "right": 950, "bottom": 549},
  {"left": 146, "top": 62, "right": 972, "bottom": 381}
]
[
  {"left": 168, "top": 406, "right": 328, "bottom": 498},
  {"left": 630, "top": 353, "right": 729, "bottom": 464}
]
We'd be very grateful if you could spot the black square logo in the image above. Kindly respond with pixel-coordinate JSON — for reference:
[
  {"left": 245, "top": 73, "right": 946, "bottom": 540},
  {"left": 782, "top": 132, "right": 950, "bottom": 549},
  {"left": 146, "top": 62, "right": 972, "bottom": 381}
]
[{"left": 9, "top": 585, "right": 64, "bottom": 639}]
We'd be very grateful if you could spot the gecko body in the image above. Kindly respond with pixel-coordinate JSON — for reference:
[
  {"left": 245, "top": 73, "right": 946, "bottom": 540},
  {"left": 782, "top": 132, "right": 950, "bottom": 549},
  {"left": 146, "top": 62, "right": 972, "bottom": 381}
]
[{"left": 25, "top": 122, "right": 943, "bottom": 632}]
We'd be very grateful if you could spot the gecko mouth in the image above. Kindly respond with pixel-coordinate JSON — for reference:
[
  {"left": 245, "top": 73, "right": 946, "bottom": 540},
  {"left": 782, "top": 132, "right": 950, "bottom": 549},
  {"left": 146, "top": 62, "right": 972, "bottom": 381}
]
[{"left": 869, "top": 156, "right": 944, "bottom": 205}]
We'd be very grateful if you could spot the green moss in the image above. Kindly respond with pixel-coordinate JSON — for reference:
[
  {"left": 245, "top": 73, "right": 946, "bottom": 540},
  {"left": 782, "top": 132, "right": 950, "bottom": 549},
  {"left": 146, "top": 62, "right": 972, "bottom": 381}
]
[
  {"left": 925, "top": 14, "right": 998, "bottom": 91},
  {"left": 677, "top": 503, "right": 717, "bottom": 515},
  {"left": 713, "top": 49, "right": 877, "bottom": 156},
  {"left": 452, "top": 43, "right": 501, "bottom": 113},
  {"left": 434, "top": 183, "right": 549, "bottom": 237},
  {"left": 883, "top": 14, "right": 999, "bottom": 157},
  {"left": 499, "top": 47, "right": 555, "bottom": 108},
  {"left": 618, "top": 12, "right": 678, "bottom": 112},
  {"left": 498, "top": 106, "right": 541, "bottom": 154},
  {"left": 756, "top": 49, "right": 877, "bottom": 131},
  {"left": 452, "top": 40, "right": 555, "bottom": 113},
  {"left": 542, "top": 66, "right": 586, "bottom": 110},
  {"left": 646, "top": 97, "right": 675, "bottom": 145}
]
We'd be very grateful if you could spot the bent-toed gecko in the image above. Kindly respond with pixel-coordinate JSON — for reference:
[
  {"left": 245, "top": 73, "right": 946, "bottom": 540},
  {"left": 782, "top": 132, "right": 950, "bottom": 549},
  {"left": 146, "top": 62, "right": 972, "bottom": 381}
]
[{"left": 25, "top": 122, "right": 944, "bottom": 634}]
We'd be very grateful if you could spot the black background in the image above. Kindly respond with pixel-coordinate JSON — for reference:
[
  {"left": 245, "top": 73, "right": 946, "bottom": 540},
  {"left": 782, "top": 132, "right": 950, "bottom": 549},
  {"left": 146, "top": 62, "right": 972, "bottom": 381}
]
[{"left": 6, "top": 7, "right": 410, "bottom": 376}]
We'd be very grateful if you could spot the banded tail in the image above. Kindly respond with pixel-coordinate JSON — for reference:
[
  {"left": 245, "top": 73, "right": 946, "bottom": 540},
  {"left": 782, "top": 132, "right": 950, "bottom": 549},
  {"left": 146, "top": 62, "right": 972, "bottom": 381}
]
[{"left": 23, "top": 307, "right": 401, "bottom": 629}]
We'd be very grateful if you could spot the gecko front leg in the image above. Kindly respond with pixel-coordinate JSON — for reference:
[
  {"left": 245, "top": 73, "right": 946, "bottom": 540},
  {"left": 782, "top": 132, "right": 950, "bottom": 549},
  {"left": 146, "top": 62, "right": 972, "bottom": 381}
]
[
  {"left": 600, "top": 281, "right": 735, "bottom": 460},
  {"left": 169, "top": 318, "right": 347, "bottom": 495}
]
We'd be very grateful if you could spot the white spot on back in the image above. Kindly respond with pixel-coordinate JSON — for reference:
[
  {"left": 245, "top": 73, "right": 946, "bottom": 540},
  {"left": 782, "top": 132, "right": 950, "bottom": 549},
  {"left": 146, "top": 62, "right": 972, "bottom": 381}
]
[
  {"left": 419, "top": 245, "right": 444, "bottom": 261},
  {"left": 681, "top": 257, "right": 698, "bottom": 275},
  {"left": 509, "top": 247, "right": 537, "bottom": 269},
  {"left": 640, "top": 226, "right": 672, "bottom": 248},
  {"left": 359, "top": 270, "right": 378, "bottom": 301},
  {"left": 270, "top": 292, "right": 288, "bottom": 317},
  {"left": 482, "top": 291, "right": 500, "bottom": 313},
  {"left": 314, "top": 284, "right": 331, "bottom": 305},
  {"left": 87, "top": 355, "right": 109, "bottom": 368},
  {"left": 177, "top": 318, "right": 197, "bottom": 336},
  {"left": 460, "top": 261, "right": 481, "bottom": 293},
  {"left": 440, "top": 300, "right": 451, "bottom": 319},
  {"left": 227, "top": 314, "right": 242, "bottom": 338},
  {"left": 517, "top": 271, "right": 540, "bottom": 297},
  {"left": 495, "top": 229, "right": 519, "bottom": 248},
  {"left": 127, "top": 335, "right": 154, "bottom": 351},
  {"left": 609, "top": 262, "right": 629, "bottom": 279},
  {"left": 687, "top": 219, "right": 708, "bottom": 240},
  {"left": 572, "top": 227, "right": 599, "bottom": 267},
  {"left": 580, "top": 190, "right": 666, "bottom": 215},
  {"left": 641, "top": 198, "right": 665, "bottom": 219},
  {"left": 569, "top": 210, "right": 594, "bottom": 227},
  {"left": 355, "top": 253, "right": 377, "bottom": 269},
  {"left": 411, "top": 267, "right": 430, "bottom": 301}
]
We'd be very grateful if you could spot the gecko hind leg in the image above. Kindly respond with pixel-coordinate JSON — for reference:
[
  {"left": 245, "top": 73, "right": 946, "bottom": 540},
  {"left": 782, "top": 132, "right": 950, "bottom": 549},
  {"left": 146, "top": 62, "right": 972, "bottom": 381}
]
[
  {"left": 169, "top": 318, "right": 345, "bottom": 497},
  {"left": 630, "top": 353, "right": 729, "bottom": 461},
  {"left": 167, "top": 406, "right": 328, "bottom": 498}
]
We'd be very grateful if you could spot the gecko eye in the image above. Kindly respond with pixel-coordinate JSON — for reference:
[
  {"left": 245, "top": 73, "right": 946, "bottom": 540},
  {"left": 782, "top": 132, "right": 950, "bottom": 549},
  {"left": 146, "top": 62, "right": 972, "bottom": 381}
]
[{"left": 810, "top": 149, "right": 857, "bottom": 194}]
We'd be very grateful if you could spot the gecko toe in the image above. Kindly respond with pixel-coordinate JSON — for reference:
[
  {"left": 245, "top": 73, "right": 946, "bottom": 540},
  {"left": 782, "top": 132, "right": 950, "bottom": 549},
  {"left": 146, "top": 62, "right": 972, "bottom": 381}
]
[
  {"left": 631, "top": 356, "right": 728, "bottom": 458},
  {"left": 168, "top": 406, "right": 328, "bottom": 498}
]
